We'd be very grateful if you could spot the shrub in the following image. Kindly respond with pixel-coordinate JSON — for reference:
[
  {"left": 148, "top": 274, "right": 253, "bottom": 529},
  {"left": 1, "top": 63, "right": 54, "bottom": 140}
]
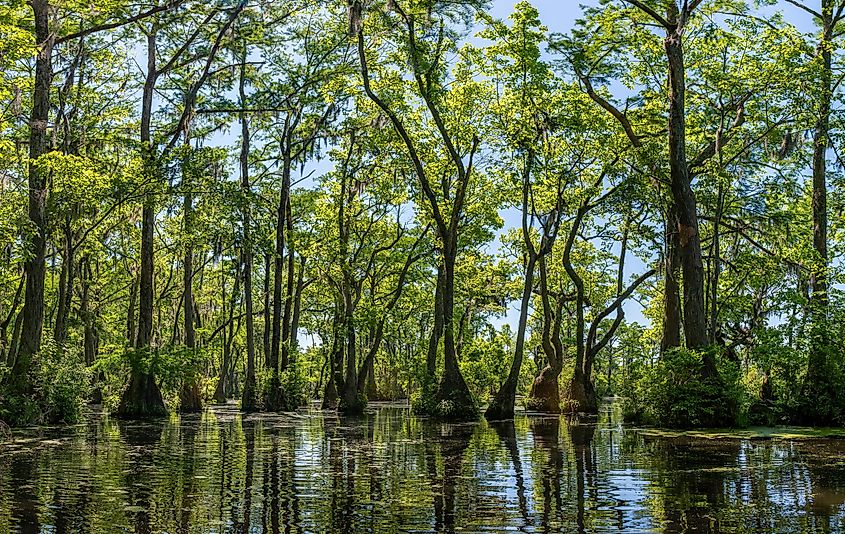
[
  {"left": 459, "top": 337, "right": 509, "bottom": 401},
  {"left": 0, "top": 340, "right": 90, "bottom": 426},
  {"left": 258, "top": 359, "right": 308, "bottom": 412},
  {"left": 37, "top": 341, "right": 90, "bottom": 423},
  {"left": 278, "top": 360, "right": 307, "bottom": 411},
  {"left": 624, "top": 347, "right": 746, "bottom": 428},
  {"left": 411, "top": 374, "right": 439, "bottom": 416}
]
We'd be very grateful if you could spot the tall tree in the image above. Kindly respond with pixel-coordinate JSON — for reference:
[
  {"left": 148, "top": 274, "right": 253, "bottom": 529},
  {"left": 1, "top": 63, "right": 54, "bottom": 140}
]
[{"left": 355, "top": 0, "right": 490, "bottom": 419}]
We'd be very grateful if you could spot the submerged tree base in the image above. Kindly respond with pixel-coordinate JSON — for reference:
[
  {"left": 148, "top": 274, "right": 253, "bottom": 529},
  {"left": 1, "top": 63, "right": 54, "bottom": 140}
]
[
  {"left": 561, "top": 371, "right": 598, "bottom": 415},
  {"left": 241, "top": 376, "right": 258, "bottom": 413},
  {"left": 179, "top": 380, "right": 203, "bottom": 413},
  {"left": 434, "top": 373, "right": 478, "bottom": 421},
  {"left": 484, "top": 390, "right": 517, "bottom": 421},
  {"left": 321, "top": 378, "right": 338, "bottom": 410},
  {"left": 411, "top": 374, "right": 478, "bottom": 421},
  {"left": 526, "top": 368, "right": 560, "bottom": 414},
  {"left": 116, "top": 371, "right": 167, "bottom": 418},
  {"left": 338, "top": 392, "right": 367, "bottom": 415}
]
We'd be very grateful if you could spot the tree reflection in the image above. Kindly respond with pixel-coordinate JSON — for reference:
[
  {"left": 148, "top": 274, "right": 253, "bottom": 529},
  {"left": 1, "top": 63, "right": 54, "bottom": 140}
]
[
  {"left": 241, "top": 418, "right": 255, "bottom": 533},
  {"left": 530, "top": 416, "right": 562, "bottom": 532},
  {"left": 9, "top": 452, "right": 39, "bottom": 534},
  {"left": 5, "top": 404, "right": 845, "bottom": 533},
  {"left": 424, "top": 421, "right": 473, "bottom": 533},
  {"left": 567, "top": 417, "right": 596, "bottom": 534},
  {"left": 491, "top": 420, "right": 531, "bottom": 528},
  {"left": 117, "top": 420, "right": 164, "bottom": 534}
]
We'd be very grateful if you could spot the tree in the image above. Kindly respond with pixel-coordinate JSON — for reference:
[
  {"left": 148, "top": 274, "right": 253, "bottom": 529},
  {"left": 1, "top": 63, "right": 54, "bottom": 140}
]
[{"left": 355, "top": 0, "right": 492, "bottom": 419}]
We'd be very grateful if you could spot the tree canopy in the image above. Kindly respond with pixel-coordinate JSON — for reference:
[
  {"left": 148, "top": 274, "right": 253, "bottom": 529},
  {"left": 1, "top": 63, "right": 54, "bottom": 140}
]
[{"left": 1, "top": 0, "right": 843, "bottom": 428}]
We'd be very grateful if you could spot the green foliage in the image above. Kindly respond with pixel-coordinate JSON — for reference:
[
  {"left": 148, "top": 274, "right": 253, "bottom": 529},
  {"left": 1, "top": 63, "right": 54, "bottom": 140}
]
[
  {"left": 432, "top": 395, "right": 478, "bottom": 420},
  {"left": 411, "top": 375, "right": 439, "bottom": 416},
  {"left": 2, "top": 0, "right": 845, "bottom": 433},
  {"left": 147, "top": 346, "right": 207, "bottom": 396},
  {"left": 747, "top": 328, "right": 806, "bottom": 422},
  {"left": 0, "top": 341, "right": 89, "bottom": 426},
  {"left": 36, "top": 342, "right": 91, "bottom": 424},
  {"left": 625, "top": 348, "right": 746, "bottom": 429},
  {"left": 459, "top": 333, "right": 510, "bottom": 401},
  {"left": 278, "top": 361, "right": 308, "bottom": 412},
  {"left": 257, "top": 361, "right": 308, "bottom": 412}
]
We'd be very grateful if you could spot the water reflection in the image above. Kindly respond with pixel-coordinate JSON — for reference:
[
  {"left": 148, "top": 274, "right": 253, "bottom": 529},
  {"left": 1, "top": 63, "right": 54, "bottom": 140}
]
[{"left": 2, "top": 403, "right": 845, "bottom": 532}]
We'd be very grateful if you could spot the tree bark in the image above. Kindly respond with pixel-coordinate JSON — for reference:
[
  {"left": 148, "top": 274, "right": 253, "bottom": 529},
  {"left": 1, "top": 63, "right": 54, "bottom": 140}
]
[
  {"left": 426, "top": 264, "right": 445, "bottom": 379},
  {"left": 118, "top": 31, "right": 166, "bottom": 418},
  {"left": 239, "top": 48, "right": 258, "bottom": 413},
  {"left": 486, "top": 153, "right": 544, "bottom": 420},
  {"left": 127, "top": 274, "right": 138, "bottom": 346},
  {"left": 561, "top": 206, "right": 596, "bottom": 414},
  {"left": 485, "top": 255, "right": 535, "bottom": 420},
  {"left": 9, "top": 0, "right": 53, "bottom": 404},
  {"left": 527, "top": 256, "right": 564, "bottom": 413},
  {"left": 179, "top": 141, "right": 202, "bottom": 413},
  {"left": 661, "top": 206, "right": 682, "bottom": 354},
  {"left": 664, "top": 6, "right": 710, "bottom": 360},
  {"left": 267, "top": 129, "right": 292, "bottom": 411},
  {"left": 53, "top": 221, "right": 75, "bottom": 345},
  {"left": 807, "top": 1, "right": 832, "bottom": 391},
  {"left": 263, "top": 252, "right": 272, "bottom": 367}
]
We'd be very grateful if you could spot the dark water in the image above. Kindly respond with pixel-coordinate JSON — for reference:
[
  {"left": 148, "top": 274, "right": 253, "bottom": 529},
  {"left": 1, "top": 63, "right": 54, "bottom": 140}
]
[{"left": 2, "top": 403, "right": 845, "bottom": 533}]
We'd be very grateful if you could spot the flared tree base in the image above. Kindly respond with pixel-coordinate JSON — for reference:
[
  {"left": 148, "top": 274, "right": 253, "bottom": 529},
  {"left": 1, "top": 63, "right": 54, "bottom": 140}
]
[
  {"left": 116, "top": 371, "right": 167, "bottom": 418},
  {"left": 433, "top": 368, "right": 478, "bottom": 421},
  {"left": 561, "top": 370, "right": 597, "bottom": 415},
  {"left": 321, "top": 378, "right": 338, "bottom": 410},
  {"left": 526, "top": 367, "right": 560, "bottom": 414},
  {"left": 263, "top": 375, "right": 282, "bottom": 412},
  {"left": 179, "top": 380, "right": 203, "bottom": 413},
  {"left": 484, "top": 382, "right": 517, "bottom": 421},
  {"left": 241, "top": 376, "right": 258, "bottom": 413},
  {"left": 337, "top": 389, "right": 366, "bottom": 415}
]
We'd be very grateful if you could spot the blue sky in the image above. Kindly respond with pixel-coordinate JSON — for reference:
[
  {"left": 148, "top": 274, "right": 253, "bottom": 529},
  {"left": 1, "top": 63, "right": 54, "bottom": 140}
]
[
  {"left": 491, "top": 1, "right": 816, "bottom": 33},
  {"left": 490, "top": 0, "right": 597, "bottom": 28}
]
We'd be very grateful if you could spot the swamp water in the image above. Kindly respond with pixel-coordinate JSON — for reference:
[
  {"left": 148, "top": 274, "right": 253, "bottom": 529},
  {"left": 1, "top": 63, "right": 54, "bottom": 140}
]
[{"left": 1, "top": 402, "right": 845, "bottom": 533}]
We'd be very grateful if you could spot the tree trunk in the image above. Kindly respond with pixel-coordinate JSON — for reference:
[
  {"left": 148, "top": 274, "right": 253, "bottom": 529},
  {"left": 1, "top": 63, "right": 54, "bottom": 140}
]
[
  {"left": 118, "top": 32, "right": 166, "bottom": 418},
  {"left": 425, "top": 264, "right": 445, "bottom": 379},
  {"left": 434, "top": 243, "right": 476, "bottom": 419},
  {"left": 664, "top": 12, "right": 709, "bottom": 361},
  {"left": 807, "top": 6, "right": 832, "bottom": 393},
  {"left": 321, "top": 308, "right": 342, "bottom": 409},
  {"left": 80, "top": 258, "right": 103, "bottom": 403},
  {"left": 561, "top": 206, "right": 598, "bottom": 414},
  {"left": 214, "top": 271, "right": 238, "bottom": 404},
  {"left": 239, "top": 50, "right": 258, "bottom": 413},
  {"left": 179, "top": 150, "right": 202, "bottom": 413},
  {"left": 0, "top": 274, "right": 24, "bottom": 366},
  {"left": 339, "top": 287, "right": 363, "bottom": 413},
  {"left": 527, "top": 256, "right": 563, "bottom": 413},
  {"left": 267, "top": 140, "right": 291, "bottom": 411},
  {"left": 127, "top": 275, "right": 138, "bottom": 346},
  {"left": 661, "top": 206, "right": 682, "bottom": 354},
  {"left": 365, "top": 356, "right": 378, "bottom": 400},
  {"left": 53, "top": 221, "right": 75, "bottom": 345},
  {"left": 709, "top": 184, "right": 724, "bottom": 342},
  {"left": 485, "top": 254, "right": 536, "bottom": 420},
  {"left": 280, "top": 216, "right": 295, "bottom": 372},
  {"left": 9, "top": 0, "right": 52, "bottom": 407},
  {"left": 263, "top": 252, "right": 272, "bottom": 368}
]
